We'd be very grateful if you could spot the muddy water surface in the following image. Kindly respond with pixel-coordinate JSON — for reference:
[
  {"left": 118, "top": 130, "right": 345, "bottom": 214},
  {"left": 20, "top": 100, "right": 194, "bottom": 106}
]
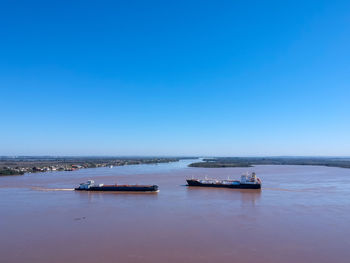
[{"left": 1, "top": 159, "right": 350, "bottom": 263}]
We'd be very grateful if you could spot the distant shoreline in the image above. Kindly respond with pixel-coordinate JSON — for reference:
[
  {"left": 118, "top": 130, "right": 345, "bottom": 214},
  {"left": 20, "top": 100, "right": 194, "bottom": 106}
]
[{"left": 0, "top": 157, "right": 193, "bottom": 176}]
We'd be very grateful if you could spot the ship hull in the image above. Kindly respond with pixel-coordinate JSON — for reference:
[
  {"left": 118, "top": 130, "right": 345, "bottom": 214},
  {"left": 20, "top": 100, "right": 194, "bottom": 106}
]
[
  {"left": 186, "top": 179, "right": 261, "bottom": 189},
  {"left": 75, "top": 185, "right": 159, "bottom": 192}
]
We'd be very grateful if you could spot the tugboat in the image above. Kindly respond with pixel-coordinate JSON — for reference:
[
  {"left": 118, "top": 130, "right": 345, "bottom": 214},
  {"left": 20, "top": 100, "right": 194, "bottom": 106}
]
[
  {"left": 75, "top": 180, "right": 159, "bottom": 192},
  {"left": 187, "top": 172, "right": 261, "bottom": 189}
]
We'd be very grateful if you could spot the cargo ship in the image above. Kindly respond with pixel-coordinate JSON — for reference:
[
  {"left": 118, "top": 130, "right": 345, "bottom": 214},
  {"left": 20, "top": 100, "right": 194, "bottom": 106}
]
[
  {"left": 187, "top": 172, "right": 261, "bottom": 189},
  {"left": 75, "top": 180, "right": 159, "bottom": 192}
]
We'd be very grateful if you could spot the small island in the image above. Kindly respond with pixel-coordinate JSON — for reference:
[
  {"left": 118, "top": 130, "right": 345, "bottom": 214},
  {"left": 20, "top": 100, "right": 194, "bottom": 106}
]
[
  {"left": 189, "top": 157, "right": 350, "bottom": 169},
  {"left": 189, "top": 161, "right": 252, "bottom": 168}
]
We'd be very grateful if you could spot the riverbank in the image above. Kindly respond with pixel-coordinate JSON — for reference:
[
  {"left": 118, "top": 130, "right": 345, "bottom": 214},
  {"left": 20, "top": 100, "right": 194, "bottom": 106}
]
[{"left": 0, "top": 156, "right": 188, "bottom": 176}]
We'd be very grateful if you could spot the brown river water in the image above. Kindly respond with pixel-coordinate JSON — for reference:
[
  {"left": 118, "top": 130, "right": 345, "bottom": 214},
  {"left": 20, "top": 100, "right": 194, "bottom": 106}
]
[{"left": 1, "top": 159, "right": 350, "bottom": 263}]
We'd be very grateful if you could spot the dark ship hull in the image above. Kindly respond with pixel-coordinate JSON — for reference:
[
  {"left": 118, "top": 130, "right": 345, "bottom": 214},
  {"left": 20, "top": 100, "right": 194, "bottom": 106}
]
[
  {"left": 75, "top": 185, "right": 159, "bottom": 192},
  {"left": 186, "top": 179, "right": 261, "bottom": 189}
]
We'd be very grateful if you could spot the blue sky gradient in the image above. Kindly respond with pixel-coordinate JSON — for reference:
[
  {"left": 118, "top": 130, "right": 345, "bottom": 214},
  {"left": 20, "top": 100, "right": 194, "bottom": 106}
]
[{"left": 1, "top": 0, "right": 350, "bottom": 156}]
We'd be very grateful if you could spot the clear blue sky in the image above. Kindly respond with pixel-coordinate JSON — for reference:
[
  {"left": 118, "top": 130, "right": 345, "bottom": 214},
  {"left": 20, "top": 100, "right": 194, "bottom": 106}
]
[{"left": 1, "top": 0, "right": 349, "bottom": 156}]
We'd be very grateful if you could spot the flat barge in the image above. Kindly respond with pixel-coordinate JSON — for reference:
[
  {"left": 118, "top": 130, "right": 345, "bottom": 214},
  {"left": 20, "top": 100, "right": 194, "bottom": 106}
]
[
  {"left": 75, "top": 180, "right": 159, "bottom": 192},
  {"left": 187, "top": 172, "right": 261, "bottom": 189}
]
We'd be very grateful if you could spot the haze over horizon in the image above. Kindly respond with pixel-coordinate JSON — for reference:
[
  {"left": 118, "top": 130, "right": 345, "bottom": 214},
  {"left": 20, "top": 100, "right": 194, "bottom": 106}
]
[{"left": 1, "top": 0, "right": 350, "bottom": 156}]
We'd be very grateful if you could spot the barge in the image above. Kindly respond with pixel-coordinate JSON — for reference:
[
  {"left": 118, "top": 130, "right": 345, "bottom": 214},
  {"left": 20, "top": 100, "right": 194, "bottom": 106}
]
[
  {"left": 187, "top": 172, "right": 261, "bottom": 189},
  {"left": 75, "top": 180, "right": 159, "bottom": 192}
]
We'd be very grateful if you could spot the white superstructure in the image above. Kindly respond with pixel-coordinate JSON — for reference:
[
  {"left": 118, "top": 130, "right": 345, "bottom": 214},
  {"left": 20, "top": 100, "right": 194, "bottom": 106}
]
[
  {"left": 240, "top": 172, "right": 259, "bottom": 184},
  {"left": 197, "top": 172, "right": 260, "bottom": 185}
]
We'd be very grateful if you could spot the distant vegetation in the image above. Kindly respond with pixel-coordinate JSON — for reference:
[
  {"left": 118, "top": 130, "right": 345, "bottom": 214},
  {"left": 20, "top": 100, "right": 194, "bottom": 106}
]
[
  {"left": 189, "top": 157, "right": 350, "bottom": 169},
  {"left": 189, "top": 162, "right": 252, "bottom": 168},
  {"left": 0, "top": 168, "right": 25, "bottom": 176}
]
